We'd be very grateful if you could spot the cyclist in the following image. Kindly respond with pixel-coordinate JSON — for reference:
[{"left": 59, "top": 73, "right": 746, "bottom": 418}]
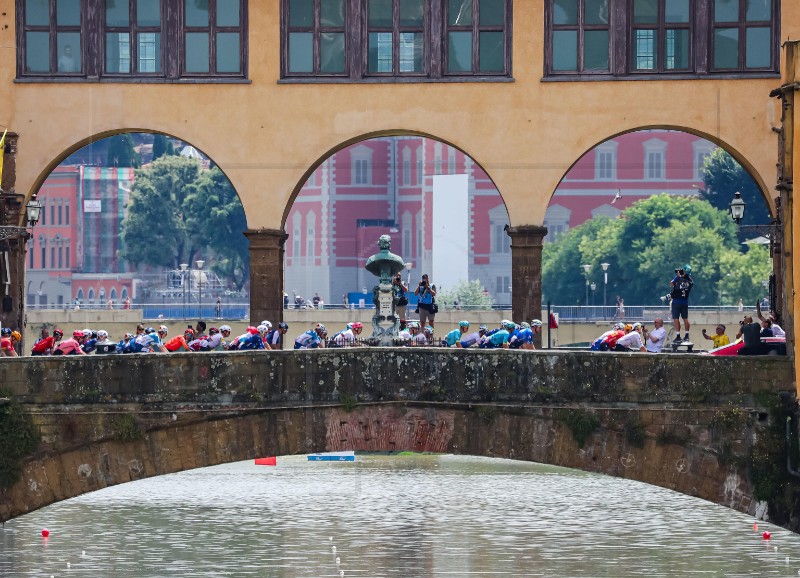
[
  {"left": 485, "top": 321, "right": 516, "bottom": 349},
  {"left": 0, "top": 329, "right": 21, "bottom": 357},
  {"left": 237, "top": 325, "right": 267, "bottom": 350},
  {"left": 460, "top": 324, "right": 487, "bottom": 348},
  {"left": 294, "top": 324, "right": 327, "bottom": 349},
  {"left": 53, "top": 330, "right": 87, "bottom": 355},
  {"left": 265, "top": 322, "right": 289, "bottom": 349},
  {"left": 81, "top": 329, "right": 98, "bottom": 354},
  {"left": 164, "top": 328, "right": 195, "bottom": 352},
  {"left": 133, "top": 327, "right": 168, "bottom": 353},
  {"left": 31, "top": 328, "right": 63, "bottom": 355},
  {"left": 118, "top": 333, "right": 135, "bottom": 353},
  {"left": 95, "top": 330, "right": 117, "bottom": 354},
  {"left": 332, "top": 322, "right": 363, "bottom": 347},
  {"left": 508, "top": 322, "right": 532, "bottom": 350},
  {"left": 444, "top": 321, "right": 470, "bottom": 347}
]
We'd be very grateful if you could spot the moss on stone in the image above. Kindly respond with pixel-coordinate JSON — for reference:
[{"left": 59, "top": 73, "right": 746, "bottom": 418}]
[{"left": 0, "top": 391, "right": 41, "bottom": 490}]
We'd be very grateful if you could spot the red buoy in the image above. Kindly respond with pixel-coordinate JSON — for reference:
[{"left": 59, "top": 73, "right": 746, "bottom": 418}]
[
  {"left": 41, "top": 528, "right": 49, "bottom": 537},
  {"left": 753, "top": 523, "right": 758, "bottom": 532},
  {"left": 762, "top": 531, "right": 771, "bottom": 540}
]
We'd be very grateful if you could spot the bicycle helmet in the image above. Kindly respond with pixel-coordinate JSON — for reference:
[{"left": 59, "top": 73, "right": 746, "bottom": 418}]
[
  {"left": 478, "top": 325, "right": 488, "bottom": 332},
  {"left": 209, "top": 327, "right": 220, "bottom": 335},
  {"left": 315, "top": 324, "right": 327, "bottom": 335},
  {"left": 531, "top": 319, "right": 543, "bottom": 328},
  {"left": 184, "top": 328, "right": 195, "bottom": 338},
  {"left": 278, "top": 322, "right": 289, "bottom": 330},
  {"left": 423, "top": 325, "right": 434, "bottom": 335},
  {"left": 632, "top": 322, "right": 643, "bottom": 330},
  {"left": 10, "top": 331, "right": 21, "bottom": 341},
  {"left": 219, "top": 325, "right": 231, "bottom": 333},
  {"left": 145, "top": 327, "right": 156, "bottom": 334},
  {"left": 346, "top": 322, "right": 354, "bottom": 330},
  {"left": 503, "top": 321, "right": 517, "bottom": 330},
  {"left": 82, "top": 328, "right": 92, "bottom": 337},
  {"left": 352, "top": 322, "right": 363, "bottom": 330},
  {"left": 256, "top": 324, "right": 269, "bottom": 334},
  {"left": 459, "top": 320, "right": 470, "bottom": 328},
  {"left": 624, "top": 324, "right": 633, "bottom": 332},
  {"left": 1, "top": 328, "right": 10, "bottom": 337},
  {"left": 124, "top": 333, "right": 134, "bottom": 340},
  {"left": 520, "top": 322, "right": 531, "bottom": 329},
  {"left": 73, "top": 330, "right": 84, "bottom": 339},
  {"left": 97, "top": 330, "right": 109, "bottom": 340},
  {"left": 53, "top": 328, "right": 64, "bottom": 338},
  {"left": 260, "top": 320, "right": 272, "bottom": 329}
]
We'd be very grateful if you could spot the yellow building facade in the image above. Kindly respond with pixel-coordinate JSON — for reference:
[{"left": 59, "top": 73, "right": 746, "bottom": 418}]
[{"left": 0, "top": 1, "right": 797, "bottom": 357}]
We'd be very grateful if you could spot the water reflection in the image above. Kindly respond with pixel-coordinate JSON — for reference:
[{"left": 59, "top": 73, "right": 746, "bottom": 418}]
[{"left": 1, "top": 455, "right": 799, "bottom": 577}]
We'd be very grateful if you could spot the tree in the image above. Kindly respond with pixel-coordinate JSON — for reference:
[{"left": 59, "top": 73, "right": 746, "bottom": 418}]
[
  {"left": 700, "top": 148, "right": 770, "bottom": 229},
  {"left": 437, "top": 279, "right": 493, "bottom": 309},
  {"left": 542, "top": 194, "right": 768, "bottom": 306},
  {"left": 185, "top": 167, "right": 250, "bottom": 290},
  {"left": 121, "top": 155, "right": 204, "bottom": 268},
  {"left": 151, "top": 134, "right": 175, "bottom": 161},
  {"left": 106, "top": 134, "right": 141, "bottom": 168}
]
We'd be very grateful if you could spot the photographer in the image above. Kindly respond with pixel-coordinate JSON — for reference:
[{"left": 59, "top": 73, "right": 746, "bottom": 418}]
[
  {"left": 414, "top": 274, "right": 437, "bottom": 328},
  {"left": 393, "top": 274, "right": 409, "bottom": 319},
  {"left": 669, "top": 265, "right": 693, "bottom": 344},
  {"left": 736, "top": 315, "right": 762, "bottom": 356},
  {"left": 701, "top": 324, "right": 730, "bottom": 350}
]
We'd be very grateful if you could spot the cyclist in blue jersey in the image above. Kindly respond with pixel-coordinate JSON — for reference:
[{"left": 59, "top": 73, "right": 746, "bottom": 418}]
[
  {"left": 265, "top": 322, "right": 289, "bottom": 349},
  {"left": 460, "top": 325, "right": 487, "bottom": 348},
  {"left": 508, "top": 322, "right": 532, "bottom": 349},
  {"left": 486, "top": 321, "right": 517, "bottom": 348},
  {"left": 294, "top": 324, "right": 327, "bottom": 349},
  {"left": 444, "top": 321, "right": 470, "bottom": 347},
  {"left": 238, "top": 325, "right": 267, "bottom": 350}
]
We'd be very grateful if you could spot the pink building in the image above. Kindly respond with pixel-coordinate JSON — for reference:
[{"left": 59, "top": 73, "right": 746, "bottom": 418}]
[
  {"left": 545, "top": 130, "right": 712, "bottom": 242},
  {"left": 28, "top": 166, "right": 137, "bottom": 308}
]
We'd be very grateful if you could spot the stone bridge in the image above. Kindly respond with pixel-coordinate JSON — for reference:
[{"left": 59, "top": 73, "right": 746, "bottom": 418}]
[{"left": 0, "top": 351, "right": 796, "bottom": 527}]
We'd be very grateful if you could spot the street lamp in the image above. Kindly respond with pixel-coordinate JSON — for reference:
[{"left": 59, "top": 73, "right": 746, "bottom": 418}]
[
  {"left": 601, "top": 262, "right": 610, "bottom": 315},
  {"left": 180, "top": 263, "right": 188, "bottom": 319},
  {"left": 196, "top": 259, "right": 205, "bottom": 317},
  {"left": 728, "top": 191, "right": 745, "bottom": 224},
  {"left": 405, "top": 262, "right": 413, "bottom": 287},
  {"left": 581, "top": 264, "right": 591, "bottom": 318},
  {"left": 0, "top": 198, "right": 43, "bottom": 241},
  {"left": 590, "top": 282, "right": 597, "bottom": 318}
]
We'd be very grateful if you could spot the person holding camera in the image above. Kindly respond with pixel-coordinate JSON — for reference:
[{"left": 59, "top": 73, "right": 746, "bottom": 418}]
[
  {"left": 414, "top": 274, "right": 437, "bottom": 328},
  {"left": 670, "top": 265, "right": 693, "bottom": 343},
  {"left": 393, "top": 274, "right": 409, "bottom": 319},
  {"left": 736, "top": 315, "right": 763, "bottom": 355},
  {"left": 701, "top": 324, "right": 730, "bottom": 350}
]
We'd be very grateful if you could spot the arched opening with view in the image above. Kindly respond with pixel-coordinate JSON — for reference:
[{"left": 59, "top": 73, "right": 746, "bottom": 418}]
[
  {"left": 282, "top": 133, "right": 511, "bottom": 322},
  {"left": 25, "top": 132, "right": 248, "bottom": 321},
  {"left": 542, "top": 128, "right": 775, "bottom": 346}
]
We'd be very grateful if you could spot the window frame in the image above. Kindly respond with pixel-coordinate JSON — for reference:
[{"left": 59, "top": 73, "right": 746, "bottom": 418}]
[
  {"left": 19, "top": 0, "right": 86, "bottom": 77},
  {"left": 544, "top": 0, "right": 780, "bottom": 80},
  {"left": 548, "top": 0, "right": 611, "bottom": 75},
  {"left": 629, "top": 0, "right": 693, "bottom": 74},
  {"left": 365, "top": 0, "right": 429, "bottom": 77},
  {"left": 443, "top": 0, "right": 511, "bottom": 77},
  {"left": 283, "top": 0, "right": 349, "bottom": 77},
  {"left": 102, "top": 0, "right": 165, "bottom": 77},
  {"left": 16, "top": 0, "right": 249, "bottom": 82},
  {"left": 280, "top": 0, "right": 513, "bottom": 82}
]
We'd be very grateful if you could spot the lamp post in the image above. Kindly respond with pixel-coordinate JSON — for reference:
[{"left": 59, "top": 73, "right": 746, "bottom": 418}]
[
  {"left": 601, "top": 262, "right": 610, "bottom": 317},
  {"left": 581, "top": 264, "right": 591, "bottom": 318},
  {"left": 196, "top": 259, "right": 205, "bottom": 317},
  {"left": 405, "top": 262, "right": 412, "bottom": 287},
  {"left": 590, "top": 282, "right": 596, "bottom": 319},
  {"left": 180, "top": 263, "right": 188, "bottom": 319}
]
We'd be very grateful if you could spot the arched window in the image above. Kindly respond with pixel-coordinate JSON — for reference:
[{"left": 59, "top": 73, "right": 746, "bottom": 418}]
[
  {"left": 544, "top": 204, "right": 572, "bottom": 243},
  {"left": 121, "top": 288, "right": 128, "bottom": 300},
  {"left": 110, "top": 288, "right": 118, "bottom": 301},
  {"left": 351, "top": 145, "right": 373, "bottom": 185},
  {"left": 306, "top": 211, "right": 316, "bottom": 258},
  {"left": 76, "top": 289, "right": 84, "bottom": 301},
  {"left": 402, "top": 147, "right": 411, "bottom": 185},
  {"left": 88, "top": 288, "right": 95, "bottom": 304}
]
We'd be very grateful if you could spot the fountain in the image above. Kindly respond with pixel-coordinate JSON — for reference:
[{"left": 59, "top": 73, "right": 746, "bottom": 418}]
[{"left": 364, "top": 235, "right": 406, "bottom": 345}]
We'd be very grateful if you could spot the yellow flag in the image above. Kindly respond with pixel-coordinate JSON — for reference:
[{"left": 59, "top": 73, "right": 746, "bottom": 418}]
[{"left": 0, "top": 129, "right": 6, "bottom": 186}]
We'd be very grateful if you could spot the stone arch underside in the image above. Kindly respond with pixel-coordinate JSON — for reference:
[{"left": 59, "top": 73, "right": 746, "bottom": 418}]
[{"left": 1, "top": 404, "right": 755, "bottom": 523}]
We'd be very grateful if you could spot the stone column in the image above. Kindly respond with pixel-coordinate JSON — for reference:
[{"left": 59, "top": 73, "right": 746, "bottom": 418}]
[
  {"left": 244, "top": 229, "right": 288, "bottom": 337},
  {"left": 0, "top": 133, "right": 24, "bottom": 347},
  {"left": 507, "top": 225, "right": 548, "bottom": 347}
]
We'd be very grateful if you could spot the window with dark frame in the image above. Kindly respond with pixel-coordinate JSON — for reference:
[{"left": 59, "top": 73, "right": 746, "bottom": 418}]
[
  {"left": 281, "top": 0, "right": 511, "bottom": 80},
  {"left": 367, "top": 0, "right": 426, "bottom": 76},
  {"left": 17, "top": 0, "right": 248, "bottom": 80},
  {"left": 550, "top": 0, "right": 610, "bottom": 73},
  {"left": 286, "top": 0, "right": 347, "bottom": 76},
  {"left": 546, "top": 0, "right": 779, "bottom": 77}
]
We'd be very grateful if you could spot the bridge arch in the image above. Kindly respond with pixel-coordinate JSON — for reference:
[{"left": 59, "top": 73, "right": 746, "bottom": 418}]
[
  {"left": 549, "top": 124, "right": 777, "bottom": 219},
  {"left": 280, "top": 129, "right": 507, "bottom": 229}
]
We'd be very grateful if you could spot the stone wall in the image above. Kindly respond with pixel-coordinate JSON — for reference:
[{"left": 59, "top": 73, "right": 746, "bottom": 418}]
[{"left": 0, "top": 350, "right": 796, "bottom": 525}]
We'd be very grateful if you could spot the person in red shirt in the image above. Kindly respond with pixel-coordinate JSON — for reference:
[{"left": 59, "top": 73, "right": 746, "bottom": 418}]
[
  {"left": 164, "top": 328, "right": 194, "bottom": 352},
  {"left": 53, "top": 331, "right": 87, "bottom": 355},
  {"left": 0, "top": 329, "right": 21, "bottom": 357},
  {"left": 31, "top": 328, "right": 63, "bottom": 356}
]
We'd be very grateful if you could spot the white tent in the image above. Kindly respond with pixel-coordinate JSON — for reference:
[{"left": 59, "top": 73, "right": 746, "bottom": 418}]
[
  {"left": 742, "top": 236, "right": 770, "bottom": 245},
  {"left": 180, "top": 145, "right": 204, "bottom": 160}
]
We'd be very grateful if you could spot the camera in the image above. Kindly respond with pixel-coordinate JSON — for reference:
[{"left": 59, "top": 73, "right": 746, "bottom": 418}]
[{"left": 659, "top": 294, "right": 671, "bottom": 303}]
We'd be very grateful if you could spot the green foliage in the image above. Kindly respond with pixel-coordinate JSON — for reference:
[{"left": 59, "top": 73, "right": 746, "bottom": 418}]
[
  {"left": 558, "top": 409, "right": 600, "bottom": 448},
  {"left": 624, "top": 420, "right": 647, "bottom": 448},
  {"left": 151, "top": 134, "right": 175, "bottom": 161},
  {"left": 700, "top": 148, "right": 771, "bottom": 230},
  {"left": 711, "top": 406, "right": 747, "bottom": 431},
  {"left": 438, "top": 279, "right": 493, "bottom": 309},
  {"left": 0, "top": 396, "right": 41, "bottom": 489},
  {"left": 110, "top": 414, "right": 143, "bottom": 442},
  {"left": 543, "top": 194, "right": 771, "bottom": 305},
  {"left": 120, "top": 157, "right": 249, "bottom": 288},
  {"left": 340, "top": 394, "right": 357, "bottom": 412},
  {"left": 106, "top": 134, "right": 141, "bottom": 168}
]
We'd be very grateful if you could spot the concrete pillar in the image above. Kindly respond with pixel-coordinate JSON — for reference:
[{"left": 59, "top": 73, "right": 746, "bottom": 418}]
[
  {"left": 244, "top": 228, "right": 288, "bottom": 333},
  {"left": 506, "top": 225, "right": 547, "bottom": 347}
]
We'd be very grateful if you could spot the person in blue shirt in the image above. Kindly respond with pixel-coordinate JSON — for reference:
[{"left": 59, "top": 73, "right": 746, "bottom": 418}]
[
  {"left": 294, "top": 324, "right": 327, "bottom": 349},
  {"left": 444, "top": 321, "right": 470, "bottom": 347},
  {"left": 81, "top": 329, "right": 98, "bottom": 354},
  {"left": 508, "top": 322, "right": 532, "bottom": 349},
  {"left": 460, "top": 325, "right": 487, "bottom": 348},
  {"left": 265, "top": 322, "right": 289, "bottom": 350},
  {"left": 485, "top": 321, "right": 517, "bottom": 348},
  {"left": 238, "top": 326, "right": 267, "bottom": 350}
]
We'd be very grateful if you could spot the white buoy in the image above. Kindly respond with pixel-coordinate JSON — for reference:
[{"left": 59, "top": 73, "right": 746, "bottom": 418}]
[
  {"left": 82, "top": 550, "right": 86, "bottom": 556},
  {"left": 67, "top": 561, "right": 71, "bottom": 568},
  {"left": 340, "top": 571, "right": 344, "bottom": 578},
  {"left": 332, "top": 546, "right": 336, "bottom": 553},
  {"left": 336, "top": 556, "right": 340, "bottom": 565},
  {"left": 786, "top": 557, "right": 790, "bottom": 563},
  {"left": 775, "top": 546, "right": 779, "bottom": 551},
  {"left": 329, "top": 536, "right": 333, "bottom": 542}
]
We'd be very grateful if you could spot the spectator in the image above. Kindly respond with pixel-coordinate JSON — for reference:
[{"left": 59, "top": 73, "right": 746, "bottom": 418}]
[
  {"left": 615, "top": 296, "right": 625, "bottom": 320},
  {"left": 736, "top": 316, "right": 762, "bottom": 356},
  {"left": 701, "top": 324, "right": 730, "bottom": 350},
  {"left": 107, "top": 298, "right": 114, "bottom": 310},
  {"left": 761, "top": 296, "right": 770, "bottom": 310},
  {"left": 123, "top": 296, "right": 131, "bottom": 309},
  {"left": 756, "top": 300, "right": 784, "bottom": 337},
  {"left": 669, "top": 265, "right": 693, "bottom": 343},
  {"left": 215, "top": 297, "right": 222, "bottom": 319},
  {"left": 414, "top": 274, "right": 437, "bottom": 328},
  {"left": 393, "top": 274, "right": 409, "bottom": 319},
  {"left": 643, "top": 318, "right": 667, "bottom": 353},
  {"left": 313, "top": 292, "right": 321, "bottom": 308},
  {"left": 284, "top": 292, "right": 289, "bottom": 309},
  {"left": 737, "top": 299, "right": 744, "bottom": 312}
]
